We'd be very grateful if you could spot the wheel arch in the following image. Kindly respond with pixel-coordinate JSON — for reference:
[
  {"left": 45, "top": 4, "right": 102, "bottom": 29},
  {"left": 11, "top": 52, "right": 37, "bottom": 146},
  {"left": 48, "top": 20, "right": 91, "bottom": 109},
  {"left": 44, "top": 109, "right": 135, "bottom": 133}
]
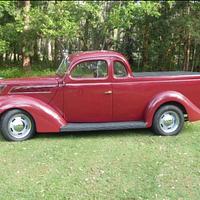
[
  {"left": 0, "top": 95, "right": 66, "bottom": 132},
  {"left": 145, "top": 91, "right": 200, "bottom": 127},
  {"left": 155, "top": 101, "right": 187, "bottom": 115}
]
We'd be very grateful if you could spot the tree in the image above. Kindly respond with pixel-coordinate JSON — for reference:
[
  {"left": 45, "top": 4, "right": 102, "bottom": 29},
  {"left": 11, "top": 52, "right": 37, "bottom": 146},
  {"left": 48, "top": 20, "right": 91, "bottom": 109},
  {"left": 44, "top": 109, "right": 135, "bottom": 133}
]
[
  {"left": 22, "top": 0, "right": 31, "bottom": 70},
  {"left": 0, "top": 1, "right": 200, "bottom": 72}
]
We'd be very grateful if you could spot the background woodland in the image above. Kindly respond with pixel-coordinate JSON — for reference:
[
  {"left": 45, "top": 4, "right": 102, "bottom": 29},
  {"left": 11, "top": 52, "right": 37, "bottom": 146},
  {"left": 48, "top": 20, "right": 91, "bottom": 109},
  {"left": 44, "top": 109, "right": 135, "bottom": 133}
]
[{"left": 0, "top": 1, "right": 200, "bottom": 72}]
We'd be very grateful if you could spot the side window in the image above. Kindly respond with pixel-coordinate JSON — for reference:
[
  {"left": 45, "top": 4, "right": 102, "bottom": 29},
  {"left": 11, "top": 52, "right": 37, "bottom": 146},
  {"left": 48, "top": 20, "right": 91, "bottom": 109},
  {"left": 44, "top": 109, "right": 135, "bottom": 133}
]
[
  {"left": 71, "top": 60, "right": 108, "bottom": 79},
  {"left": 114, "top": 61, "right": 128, "bottom": 78}
]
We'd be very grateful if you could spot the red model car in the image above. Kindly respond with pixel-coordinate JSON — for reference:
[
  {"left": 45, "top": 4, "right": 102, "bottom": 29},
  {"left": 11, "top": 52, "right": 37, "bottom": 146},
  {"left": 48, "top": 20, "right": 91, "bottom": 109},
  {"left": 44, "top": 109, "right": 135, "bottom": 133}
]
[{"left": 0, "top": 50, "right": 200, "bottom": 141}]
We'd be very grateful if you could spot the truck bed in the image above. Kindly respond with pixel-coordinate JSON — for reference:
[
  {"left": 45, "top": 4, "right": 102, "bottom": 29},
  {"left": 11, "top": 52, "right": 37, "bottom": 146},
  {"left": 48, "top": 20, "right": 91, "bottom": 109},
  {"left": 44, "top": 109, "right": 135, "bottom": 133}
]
[{"left": 134, "top": 71, "right": 200, "bottom": 77}]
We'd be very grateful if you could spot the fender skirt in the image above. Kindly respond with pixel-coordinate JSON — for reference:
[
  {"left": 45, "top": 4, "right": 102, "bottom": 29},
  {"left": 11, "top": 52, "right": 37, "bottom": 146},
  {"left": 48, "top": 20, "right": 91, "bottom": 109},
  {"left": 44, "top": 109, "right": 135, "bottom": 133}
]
[{"left": 0, "top": 95, "right": 66, "bottom": 132}]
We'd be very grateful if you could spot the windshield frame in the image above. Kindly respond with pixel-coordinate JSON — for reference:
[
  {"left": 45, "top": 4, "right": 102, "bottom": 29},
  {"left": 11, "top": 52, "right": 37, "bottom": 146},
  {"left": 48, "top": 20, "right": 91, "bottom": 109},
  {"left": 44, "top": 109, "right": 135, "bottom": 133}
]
[{"left": 56, "top": 57, "right": 70, "bottom": 78}]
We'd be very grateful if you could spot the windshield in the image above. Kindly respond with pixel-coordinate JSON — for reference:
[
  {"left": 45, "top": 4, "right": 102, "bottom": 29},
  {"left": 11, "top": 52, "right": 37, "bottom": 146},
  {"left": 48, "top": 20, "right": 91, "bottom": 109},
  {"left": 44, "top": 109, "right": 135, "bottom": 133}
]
[{"left": 56, "top": 58, "right": 69, "bottom": 77}]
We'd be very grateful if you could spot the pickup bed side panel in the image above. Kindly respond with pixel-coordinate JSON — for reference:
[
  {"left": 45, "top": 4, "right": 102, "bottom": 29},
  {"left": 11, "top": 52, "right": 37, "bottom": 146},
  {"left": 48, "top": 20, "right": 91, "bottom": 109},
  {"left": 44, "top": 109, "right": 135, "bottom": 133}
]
[
  {"left": 145, "top": 91, "right": 200, "bottom": 127},
  {"left": 112, "top": 77, "right": 200, "bottom": 124},
  {"left": 0, "top": 95, "right": 66, "bottom": 132}
]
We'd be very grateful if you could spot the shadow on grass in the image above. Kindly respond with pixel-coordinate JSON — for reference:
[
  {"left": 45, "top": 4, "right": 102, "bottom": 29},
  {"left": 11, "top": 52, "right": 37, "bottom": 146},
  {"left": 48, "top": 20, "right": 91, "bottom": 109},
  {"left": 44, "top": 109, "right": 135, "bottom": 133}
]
[
  {"left": 0, "top": 128, "right": 155, "bottom": 142},
  {"left": 34, "top": 128, "right": 154, "bottom": 140},
  {"left": 0, "top": 123, "right": 194, "bottom": 142}
]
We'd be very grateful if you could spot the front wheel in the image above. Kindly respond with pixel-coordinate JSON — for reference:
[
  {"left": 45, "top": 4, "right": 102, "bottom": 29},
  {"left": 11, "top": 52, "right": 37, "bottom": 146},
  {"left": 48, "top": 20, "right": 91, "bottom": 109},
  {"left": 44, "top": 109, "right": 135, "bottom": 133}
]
[
  {"left": 0, "top": 109, "right": 35, "bottom": 141},
  {"left": 152, "top": 105, "right": 184, "bottom": 136}
]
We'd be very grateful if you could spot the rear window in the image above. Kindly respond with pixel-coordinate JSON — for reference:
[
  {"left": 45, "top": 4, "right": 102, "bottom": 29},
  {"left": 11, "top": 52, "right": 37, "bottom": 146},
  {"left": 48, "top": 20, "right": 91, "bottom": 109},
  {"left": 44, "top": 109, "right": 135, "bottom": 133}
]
[{"left": 114, "top": 61, "right": 128, "bottom": 78}]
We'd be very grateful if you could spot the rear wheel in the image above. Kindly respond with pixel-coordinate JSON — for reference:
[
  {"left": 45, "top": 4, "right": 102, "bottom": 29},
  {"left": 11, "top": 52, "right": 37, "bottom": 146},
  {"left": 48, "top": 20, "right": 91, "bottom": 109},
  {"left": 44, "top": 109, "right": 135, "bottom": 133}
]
[
  {"left": 152, "top": 105, "right": 184, "bottom": 136},
  {"left": 0, "top": 109, "right": 35, "bottom": 141}
]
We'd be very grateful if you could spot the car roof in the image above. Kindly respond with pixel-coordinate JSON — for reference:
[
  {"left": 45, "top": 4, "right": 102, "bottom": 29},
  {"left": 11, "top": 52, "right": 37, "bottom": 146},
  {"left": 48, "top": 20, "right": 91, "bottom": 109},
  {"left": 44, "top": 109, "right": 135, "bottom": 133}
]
[{"left": 69, "top": 50, "right": 125, "bottom": 63}]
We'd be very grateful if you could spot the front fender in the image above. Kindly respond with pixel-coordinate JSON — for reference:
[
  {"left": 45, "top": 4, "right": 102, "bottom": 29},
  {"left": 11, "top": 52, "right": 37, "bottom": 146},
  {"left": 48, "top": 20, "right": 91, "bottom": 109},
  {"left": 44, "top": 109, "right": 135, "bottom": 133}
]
[
  {"left": 0, "top": 95, "right": 66, "bottom": 132},
  {"left": 145, "top": 91, "right": 200, "bottom": 128}
]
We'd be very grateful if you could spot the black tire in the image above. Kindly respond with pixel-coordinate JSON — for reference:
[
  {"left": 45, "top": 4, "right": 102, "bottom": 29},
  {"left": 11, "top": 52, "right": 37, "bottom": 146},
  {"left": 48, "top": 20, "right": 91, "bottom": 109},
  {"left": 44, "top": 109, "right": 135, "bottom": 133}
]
[
  {"left": 0, "top": 109, "right": 35, "bottom": 141},
  {"left": 152, "top": 105, "right": 184, "bottom": 136}
]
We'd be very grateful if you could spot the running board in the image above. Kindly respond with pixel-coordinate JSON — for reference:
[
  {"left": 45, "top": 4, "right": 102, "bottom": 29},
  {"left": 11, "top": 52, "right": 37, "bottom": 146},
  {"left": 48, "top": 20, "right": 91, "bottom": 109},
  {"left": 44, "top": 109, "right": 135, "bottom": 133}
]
[{"left": 60, "top": 121, "right": 146, "bottom": 132}]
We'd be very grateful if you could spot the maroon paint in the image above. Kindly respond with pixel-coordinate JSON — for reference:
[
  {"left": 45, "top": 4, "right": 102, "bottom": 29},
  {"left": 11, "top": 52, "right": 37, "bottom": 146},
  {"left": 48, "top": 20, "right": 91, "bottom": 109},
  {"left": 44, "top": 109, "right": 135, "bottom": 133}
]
[{"left": 0, "top": 50, "right": 200, "bottom": 132}]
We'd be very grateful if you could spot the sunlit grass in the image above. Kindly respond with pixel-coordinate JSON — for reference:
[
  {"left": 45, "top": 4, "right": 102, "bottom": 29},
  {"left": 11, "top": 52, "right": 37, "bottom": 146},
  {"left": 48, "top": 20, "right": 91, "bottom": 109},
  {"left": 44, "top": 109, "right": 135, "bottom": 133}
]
[
  {"left": 0, "top": 65, "right": 55, "bottom": 78},
  {"left": 0, "top": 122, "right": 199, "bottom": 200},
  {"left": 0, "top": 65, "right": 199, "bottom": 199}
]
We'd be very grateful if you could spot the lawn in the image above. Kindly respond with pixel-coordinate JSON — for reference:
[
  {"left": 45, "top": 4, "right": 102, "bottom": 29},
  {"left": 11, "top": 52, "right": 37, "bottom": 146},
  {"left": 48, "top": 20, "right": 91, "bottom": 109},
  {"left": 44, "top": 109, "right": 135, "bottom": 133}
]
[
  {"left": 0, "top": 123, "right": 199, "bottom": 200},
  {"left": 0, "top": 65, "right": 55, "bottom": 78},
  {"left": 0, "top": 65, "right": 199, "bottom": 199}
]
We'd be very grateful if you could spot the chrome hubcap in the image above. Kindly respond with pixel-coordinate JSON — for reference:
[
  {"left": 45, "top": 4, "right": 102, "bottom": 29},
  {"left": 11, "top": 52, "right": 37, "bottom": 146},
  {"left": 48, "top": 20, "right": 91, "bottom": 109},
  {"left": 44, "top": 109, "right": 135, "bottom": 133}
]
[
  {"left": 8, "top": 114, "right": 32, "bottom": 139},
  {"left": 159, "top": 111, "right": 180, "bottom": 134}
]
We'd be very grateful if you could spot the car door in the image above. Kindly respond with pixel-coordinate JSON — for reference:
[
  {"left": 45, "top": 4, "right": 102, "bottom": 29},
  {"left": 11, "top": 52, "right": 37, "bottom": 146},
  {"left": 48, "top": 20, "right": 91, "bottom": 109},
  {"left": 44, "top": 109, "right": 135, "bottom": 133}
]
[
  {"left": 111, "top": 59, "right": 140, "bottom": 121},
  {"left": 64, "top": 58, "right": 112, "bottom": 122}
]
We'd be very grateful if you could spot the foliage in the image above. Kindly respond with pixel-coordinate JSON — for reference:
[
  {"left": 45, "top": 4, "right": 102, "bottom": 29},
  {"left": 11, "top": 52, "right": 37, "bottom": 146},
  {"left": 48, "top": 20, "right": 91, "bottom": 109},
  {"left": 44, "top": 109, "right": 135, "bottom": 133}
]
[
  {"left": 0, "top": 39, "right": 7, "bottom": 53},
  {"left": 0, "top": 1, "right": 16, "bottom": 53},
  {"left": 31, "top": 1, "right": 78, "bottom": 40},
  {"left": 0, "top": 64, "right": 55, "bottom": 78},
  {"left": 0, "top": 1, "right": 200, "bottom": 72}
]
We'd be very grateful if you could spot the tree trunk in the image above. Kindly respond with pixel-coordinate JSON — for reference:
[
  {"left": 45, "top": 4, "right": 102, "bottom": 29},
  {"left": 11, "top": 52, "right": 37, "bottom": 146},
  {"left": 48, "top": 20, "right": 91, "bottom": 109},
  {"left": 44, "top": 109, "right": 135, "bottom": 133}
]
[
  {"left": 0, "top": 54, "right": 3, "bottom": 64},
  {"left": 177, "top": 41, "right": 181, "bottom": 70},
  {"left": 33, "top": 39, "right": 39, "bottom": 63},
  {"left": 191, "top": 41, "right": 196, "bottom": 71},
  {"left": 22, "top": 0, "right": 31, "bottom": 71},
  {"left": 47, "top": 39, "right": 52, "bottom": 61},
  {"left": 54, "top": 38, "right": 59, "bottom": 65},
  {"left": 185, "top": 32, "right": 191, "bottom": 71},
  {"left": 13, "top": 46, "right": 17, "bottom": 62},
  {"left": 142, "top": 24, "right": 149, "bottom": 69},
  {"left": 5, "top": 53, "right": 9, "bottom": 63},
  {"left": 183, "top": 3, "right": 191, "bottom": 71}
]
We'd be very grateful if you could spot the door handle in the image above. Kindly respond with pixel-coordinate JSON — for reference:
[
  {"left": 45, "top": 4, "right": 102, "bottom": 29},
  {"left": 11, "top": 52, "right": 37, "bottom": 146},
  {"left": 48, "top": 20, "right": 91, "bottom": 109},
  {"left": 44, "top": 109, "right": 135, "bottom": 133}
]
[{"left": 104, "top": 90, "right": 112, "bottom": 95}]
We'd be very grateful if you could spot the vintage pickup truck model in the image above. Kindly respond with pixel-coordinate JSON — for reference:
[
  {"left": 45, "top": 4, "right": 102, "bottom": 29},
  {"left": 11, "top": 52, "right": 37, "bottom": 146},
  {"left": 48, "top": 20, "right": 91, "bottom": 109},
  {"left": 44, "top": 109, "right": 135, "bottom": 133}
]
[{"left": 0, "top": 50, "right": 200, "bottom": 141}]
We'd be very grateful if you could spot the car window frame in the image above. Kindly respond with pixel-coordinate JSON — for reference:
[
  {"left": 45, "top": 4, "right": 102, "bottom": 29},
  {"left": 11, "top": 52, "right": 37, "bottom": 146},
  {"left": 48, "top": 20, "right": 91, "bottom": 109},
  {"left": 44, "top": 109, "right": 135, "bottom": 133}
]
[
  {"left": 113, "top": 60, "right": 128, "bottom": 79},
  {"left": 68, "top": 58, "right": 110, "bottom": 81}
]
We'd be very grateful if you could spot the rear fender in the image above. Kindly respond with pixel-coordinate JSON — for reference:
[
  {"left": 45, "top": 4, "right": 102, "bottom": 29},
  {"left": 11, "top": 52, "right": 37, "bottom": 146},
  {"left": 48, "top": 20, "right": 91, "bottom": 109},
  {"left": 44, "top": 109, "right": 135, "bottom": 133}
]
[
  {"left": 145, "top": 91, "right": 200, "bottom": 127},
  {"left": 0, "top": 95, "right": 66, "bottom": 132}
]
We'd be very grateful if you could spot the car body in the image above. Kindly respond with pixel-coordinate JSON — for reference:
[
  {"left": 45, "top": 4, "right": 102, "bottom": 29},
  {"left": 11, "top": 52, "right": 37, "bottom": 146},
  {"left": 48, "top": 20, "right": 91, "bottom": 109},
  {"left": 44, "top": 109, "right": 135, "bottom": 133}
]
[{"left": 1, "top": 50, "right": 200, "bottom": 141}]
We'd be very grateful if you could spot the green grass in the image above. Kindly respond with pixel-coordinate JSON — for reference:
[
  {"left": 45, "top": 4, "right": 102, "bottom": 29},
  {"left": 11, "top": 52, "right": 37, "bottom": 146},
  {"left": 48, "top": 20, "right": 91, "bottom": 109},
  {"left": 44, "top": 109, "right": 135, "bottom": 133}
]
[
  {"left": 0, "top": 65, "right": 199, "bottom": 199},
  {"left": 0, "top": 65, "right": 55, "bottom": 78},
  {"left": 0, "top": 123, "right": 199, "bottom": 200}
]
